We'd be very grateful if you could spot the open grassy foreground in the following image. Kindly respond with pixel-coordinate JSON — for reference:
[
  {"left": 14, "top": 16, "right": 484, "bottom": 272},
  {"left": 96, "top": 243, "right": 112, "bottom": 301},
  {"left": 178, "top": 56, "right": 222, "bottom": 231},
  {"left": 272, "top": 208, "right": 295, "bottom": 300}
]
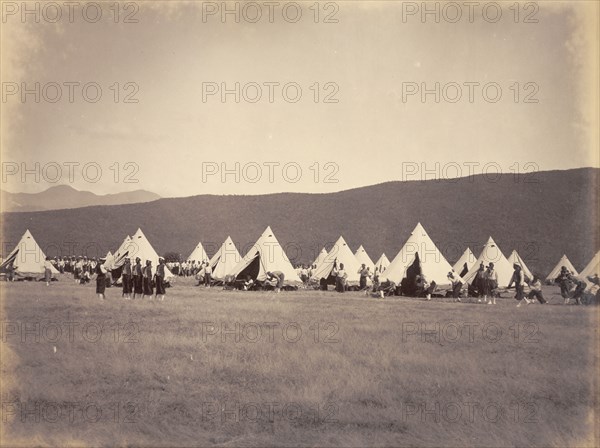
[{"left": 1, "top": 276, "right": 598, "bottom": 447}]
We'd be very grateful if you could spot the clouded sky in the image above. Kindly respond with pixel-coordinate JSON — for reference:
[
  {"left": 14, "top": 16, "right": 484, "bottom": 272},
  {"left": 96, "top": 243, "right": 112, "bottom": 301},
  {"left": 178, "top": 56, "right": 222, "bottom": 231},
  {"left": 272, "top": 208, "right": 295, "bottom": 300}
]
[{"left": 2, "top": 1, "right": 598, "bottom": 197}]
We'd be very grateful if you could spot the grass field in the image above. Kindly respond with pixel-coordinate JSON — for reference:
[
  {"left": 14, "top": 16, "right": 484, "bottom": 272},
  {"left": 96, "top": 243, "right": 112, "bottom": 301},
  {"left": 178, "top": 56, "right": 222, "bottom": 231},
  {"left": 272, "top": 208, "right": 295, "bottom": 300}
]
[{"left": 1, "top": 276, "right": 598, "bottom": 447}]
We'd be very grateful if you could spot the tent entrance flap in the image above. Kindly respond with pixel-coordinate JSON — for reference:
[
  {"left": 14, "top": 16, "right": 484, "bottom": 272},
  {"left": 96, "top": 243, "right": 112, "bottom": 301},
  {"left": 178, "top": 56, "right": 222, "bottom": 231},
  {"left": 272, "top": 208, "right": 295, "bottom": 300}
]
[
  {"left": 401, "top": 255, "right": 421, "bottom": 296},
  {"left": 0, "top": 250, "right": 18, "bottom": 272},
  {"left": 325, "top": 258, "right": 339, "bottom": 285},
  {"left": 405, "top": 254, "right": 422, "bottom": 282},
  {"left": 210, "top": 254, "right": 221, "bottom": 269},
  {"left": 237, "top": 253, "right": 261, "bottom": 280}
]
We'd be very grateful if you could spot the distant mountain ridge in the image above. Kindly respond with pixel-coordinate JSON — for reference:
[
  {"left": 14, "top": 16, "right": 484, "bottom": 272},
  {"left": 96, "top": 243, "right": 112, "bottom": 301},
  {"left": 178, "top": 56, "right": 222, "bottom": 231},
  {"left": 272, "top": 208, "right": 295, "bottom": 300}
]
[
  {"left": 1, "top": 168, "right": 598, "bottom": 275},
  {"left": 0, "top": 185, "right": 161, "bottom": 212}
]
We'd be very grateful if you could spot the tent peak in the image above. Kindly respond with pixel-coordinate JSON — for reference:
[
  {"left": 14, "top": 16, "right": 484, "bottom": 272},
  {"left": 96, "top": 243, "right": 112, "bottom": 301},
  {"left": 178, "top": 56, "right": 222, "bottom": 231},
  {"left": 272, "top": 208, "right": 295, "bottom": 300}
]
[{"left": 335, "top": 236, "right": 348, "bottom": 246}]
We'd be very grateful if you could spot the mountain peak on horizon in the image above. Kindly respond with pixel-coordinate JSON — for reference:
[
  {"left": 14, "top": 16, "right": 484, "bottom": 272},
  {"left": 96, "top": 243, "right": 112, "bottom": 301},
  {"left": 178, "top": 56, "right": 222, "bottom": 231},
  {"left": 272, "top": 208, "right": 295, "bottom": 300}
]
[
  {"left": 45, "top": 184, "right": 79, "bottom": 192},
  {"left": 0, "top": 186, "right": 160, "bottom": 212}
]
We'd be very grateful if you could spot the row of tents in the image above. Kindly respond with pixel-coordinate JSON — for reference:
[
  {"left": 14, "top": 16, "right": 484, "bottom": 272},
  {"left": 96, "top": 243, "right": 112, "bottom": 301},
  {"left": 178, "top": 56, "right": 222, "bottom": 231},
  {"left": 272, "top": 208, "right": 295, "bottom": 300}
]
[{"left": 2, "top": 225, "right": 599, "bottom": 291}]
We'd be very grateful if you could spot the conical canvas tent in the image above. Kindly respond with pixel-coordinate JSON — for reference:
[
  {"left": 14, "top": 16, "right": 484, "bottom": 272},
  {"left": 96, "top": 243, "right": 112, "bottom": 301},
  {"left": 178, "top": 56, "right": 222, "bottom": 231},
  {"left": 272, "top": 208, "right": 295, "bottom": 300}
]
[
  {"left": 229, "top": 227, "right": 301, "bottom": 285},
  {"left": 545, "top": 254, "right": 578, "bottom": 282},
  {"left": 375, "top": 253, "right": 390, "bottom": 274},
  {"left": 187, "top": 242, "right": 209, "bottom": 263},
  {"left": 578, "top": 251, "right": 599, "bottom": 290},
  {"left": 381, "top": 223, "right": 454, "bottom": 285},
  {"left": 463, "top": 237, "right": 513, "bottom": 287},
  {"left": 103, "top": 250, "right": 114, "bottom": 266},
  {"left": 0, "top": 229, "right": 59, "bottom": 278},
  {"left": 209, "top": 236, "right": 242, "bottom": 280},
  {"left": 507, "top": 250, "right": 533, "bottom": 280},
  {"left": 108, "top": 235, "right": 132, "bottom": 269},
  {"left": 311, "top": 248, "right": 328, "bottom": 268},
  {"left": 106, "top": 229, "right": 172, "bottom": 278},
  {"left": 453, "top": 248, "right": 476, "bottom": 277},
  {"left": 311, "top": 236, "right": 362, "bottom": 285},
  {"left": 354, "top": 245, "right": 375, "bottom": 271}
]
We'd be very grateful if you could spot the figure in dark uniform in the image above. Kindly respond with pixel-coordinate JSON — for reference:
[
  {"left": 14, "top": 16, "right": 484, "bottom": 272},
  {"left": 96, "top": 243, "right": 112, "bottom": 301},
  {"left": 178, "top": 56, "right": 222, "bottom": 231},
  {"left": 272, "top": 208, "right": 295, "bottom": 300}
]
[
  {"left": 96, "top": 262, "right": 107, "bottom": 300},
  {"left": 143, "top": 260, "right": 153, "bottom": 298},
  {"left": 122, "top": 258, "right": 132, "bottom": 299},
  {"left": 155, "top": 258, "right": 166, "bottom": 301},
  {"left": 555, "top": 267, "right": 573, "bottom": 301},
  {"left": 133, "top": 257, "right": 143, "bottom": 299},
  {"left": 567, "top": 273, "right": 587, "bottom": 305}
]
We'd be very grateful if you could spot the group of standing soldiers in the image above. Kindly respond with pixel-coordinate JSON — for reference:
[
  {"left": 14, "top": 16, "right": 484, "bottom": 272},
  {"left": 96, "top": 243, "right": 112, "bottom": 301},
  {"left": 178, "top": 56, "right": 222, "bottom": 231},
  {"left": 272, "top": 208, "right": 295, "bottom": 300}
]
[
  {"left": 50, "top": 256, "right": 97, "bottom": 284},
  {"left": 467, "top": 262, "right": 499, "bottom": 304},
  {"left": 119, "top": 257, "right": 167, "bottom": 300}
]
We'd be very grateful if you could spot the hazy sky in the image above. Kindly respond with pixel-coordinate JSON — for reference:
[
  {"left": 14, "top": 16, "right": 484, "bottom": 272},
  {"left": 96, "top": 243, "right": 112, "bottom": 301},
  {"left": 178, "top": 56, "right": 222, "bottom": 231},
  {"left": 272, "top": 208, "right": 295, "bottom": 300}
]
[{"left": 2, "top": 1, "right": 598, "bottom": 196}]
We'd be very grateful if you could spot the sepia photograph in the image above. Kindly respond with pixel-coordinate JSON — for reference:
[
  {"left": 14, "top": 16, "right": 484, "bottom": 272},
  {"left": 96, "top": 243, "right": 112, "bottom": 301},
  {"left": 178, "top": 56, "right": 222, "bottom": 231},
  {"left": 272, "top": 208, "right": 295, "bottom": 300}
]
[{"left": 1, "top": 1, "right": 599, "bottom": 447}]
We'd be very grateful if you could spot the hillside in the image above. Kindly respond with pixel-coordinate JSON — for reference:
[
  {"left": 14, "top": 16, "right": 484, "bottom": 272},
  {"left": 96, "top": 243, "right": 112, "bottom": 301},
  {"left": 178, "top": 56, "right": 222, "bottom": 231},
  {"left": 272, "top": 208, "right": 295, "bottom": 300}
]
[
  {"left": 1, "top": 168, "right": 598, "bottom": 275},
  {"left": 0, "top": 185, "right": 160, "bottom": 212}
]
